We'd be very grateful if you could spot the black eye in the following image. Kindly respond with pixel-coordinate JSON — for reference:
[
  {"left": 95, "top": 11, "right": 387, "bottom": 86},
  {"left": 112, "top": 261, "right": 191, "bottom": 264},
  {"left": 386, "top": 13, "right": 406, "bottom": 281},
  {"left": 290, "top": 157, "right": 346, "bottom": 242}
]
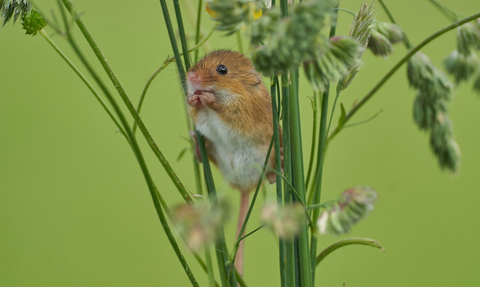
[{"left": 216, "top": 64, "right": 228, "bottom": 75}]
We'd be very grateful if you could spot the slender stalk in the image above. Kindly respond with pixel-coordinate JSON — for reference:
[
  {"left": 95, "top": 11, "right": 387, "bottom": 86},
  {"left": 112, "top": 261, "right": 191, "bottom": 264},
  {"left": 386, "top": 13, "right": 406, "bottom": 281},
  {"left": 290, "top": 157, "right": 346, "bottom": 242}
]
[
  {"left": 281, "top": 74, "right": 295, "bottom": 287},
  {"left": 316, "top": 238, "right": 384, "bottom": 266},
  {"left": 377, "top": 0, "right": 412, "bottom": 49},
  {"left": 39, "top": 26, "right": 199, "bottom": 287},
  {"left": 194, "top": 0, "right": 204, "bottom": 63},
  {"left": 205, "top": 247, "right": 216, "bottom": 287},
  {"left": 305, "top": 92, "right": 318, "bottom": 192},
  {"left": 289, "top": 70, "right": 312, "bottom": 287},
  {"left": 328, "top": 12, "right": 480, "bottom": 142},
  {"left": 310, "top": 6, "right": 339, "bottom": 285},
  {"left": 60, "top": 0, "right": 194, "bottom": 205},
  {"left": 271, "top": 76, "right": 287, "bottom": 287}
]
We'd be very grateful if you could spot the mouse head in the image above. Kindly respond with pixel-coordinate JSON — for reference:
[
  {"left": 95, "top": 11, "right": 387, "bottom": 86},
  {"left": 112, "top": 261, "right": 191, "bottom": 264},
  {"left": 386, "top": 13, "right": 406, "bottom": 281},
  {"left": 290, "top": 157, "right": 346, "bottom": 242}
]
[{"left": 187, "top": 50, "right": 263, "bottom": 105}]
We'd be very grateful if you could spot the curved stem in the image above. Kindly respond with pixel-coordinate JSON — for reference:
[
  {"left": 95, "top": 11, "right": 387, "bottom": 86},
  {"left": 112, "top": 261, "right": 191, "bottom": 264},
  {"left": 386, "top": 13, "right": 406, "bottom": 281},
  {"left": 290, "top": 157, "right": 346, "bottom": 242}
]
[
  {"left": 327, "top": 12, "right": 480, "bottom": 143},
  {"left": 316, "top": 237, "right": 384, "bottom": 266}
]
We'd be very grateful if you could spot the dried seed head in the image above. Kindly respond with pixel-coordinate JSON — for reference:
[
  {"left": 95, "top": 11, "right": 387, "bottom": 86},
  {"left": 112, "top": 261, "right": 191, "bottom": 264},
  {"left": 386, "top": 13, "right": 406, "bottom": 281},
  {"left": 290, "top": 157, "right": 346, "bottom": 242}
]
[
  {"left": 339, "top": 2, "right": 375, "bottom": 90},
  {"left": 261, "top": 203, "right": 305, "bottom": 240},
  {"left": 172, "top": 197, "right": 231, "bottom": 251},
  {"left": 317, "top": 186, "right": 377, "bottom": 235}
]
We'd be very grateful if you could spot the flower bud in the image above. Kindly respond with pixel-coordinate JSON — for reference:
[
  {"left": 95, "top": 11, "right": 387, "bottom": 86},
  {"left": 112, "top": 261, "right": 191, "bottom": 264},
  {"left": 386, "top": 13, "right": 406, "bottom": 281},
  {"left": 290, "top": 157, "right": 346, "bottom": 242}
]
[
  {"left": 444, "top": 49, "right": 480, "bottom": 84},
  {"left": 429, "top": 114, "right": 461, "bottom": 172},
  {"left": 21, "top": 9, "right": 46, "bottom": 36},
  {"left": 172, "top": 197, "right": 231, "bottom": 251},
  {"left": 367, "top": 30, "right": 393, "bottom": 57},
  {"left": 456, "top": 22, "right": 480, "bottom": 55},
  {"left": 317, "top": 186, "right": 377, "bottom": 235}
]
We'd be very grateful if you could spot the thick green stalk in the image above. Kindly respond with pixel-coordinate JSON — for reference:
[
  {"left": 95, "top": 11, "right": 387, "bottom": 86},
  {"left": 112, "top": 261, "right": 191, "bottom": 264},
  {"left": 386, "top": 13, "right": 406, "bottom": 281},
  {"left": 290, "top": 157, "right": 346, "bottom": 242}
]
[
  {"left": 60, "top": 0, "right": 193, "bottom": 205},
  {"left": 38, "top": 27, "right": 199, "bottom": 287},
  {"left": 328, "top": 12, "right": 480, "bottom": 142},
  {"left": 289, "top": 70, "right": 312, "bottom": 287},
  {"left": 271, "top": 76, "right": 287, "bottom": 287},
  {"left": 281, "top": 74, "right": 295, "bottom": 287},
  {"left": 194, "top": 0, "right": 204, "bottom": 63},
  {"left": 173, "top": 0, "right": 191, "bottom": 70},
  {"left": 310, "top": 7, "right": 338, "bottom": 285},
  {"left": 316, "top": 238, "right": 384, "bottom": 266}
]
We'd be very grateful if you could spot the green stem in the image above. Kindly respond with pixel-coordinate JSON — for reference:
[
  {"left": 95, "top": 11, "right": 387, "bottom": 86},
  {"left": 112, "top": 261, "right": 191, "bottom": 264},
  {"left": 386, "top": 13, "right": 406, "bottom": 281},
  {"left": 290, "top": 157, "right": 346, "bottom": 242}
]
[
  {"left": 305, "top": 93, "right": 318, "bottom": 195},
  {"left": 205, "top": 247, "right": 216, "bottom": 287},
  {"left": 194, "top": 0, "right": 204, "bottom": 63},
  {"left": 316, "top": 237, "right": 384, "bottom": 266},
  {"left": 60, "top": 0, "right": 194, "bottom": 205},
  {"left": 271, "top": 76, "right": 287, "bottom": 287},
  {"left": 40, "top": 24, "right": 199, "bottom": 287},
  {"left": 310, "top": 6, "right": 339, "bottom": 285},
  {"left": 173, "top": 0, "right": 191, "bottom": 70},
  {"left": 327, "top": 12, "right": 480, "bottom": 142},
  {"left": 289, "top": 69, "right": 312, "bottom": 287},
  {"left": 377, "top": 0, "right": 413, "bottom": 49},
  {"left": 281, "top": 74, "right": 295, "bottom": 287},
  {"left": 427, "top": 0, "right": 459, "bottom": 22}
]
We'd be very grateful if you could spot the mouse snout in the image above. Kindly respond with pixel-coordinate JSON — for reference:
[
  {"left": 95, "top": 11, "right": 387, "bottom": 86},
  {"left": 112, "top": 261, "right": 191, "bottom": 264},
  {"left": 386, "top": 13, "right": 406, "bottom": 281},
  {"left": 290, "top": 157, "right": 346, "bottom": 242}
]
[{"left": 187, "top": 71, "right": 201, "bottom": 86}]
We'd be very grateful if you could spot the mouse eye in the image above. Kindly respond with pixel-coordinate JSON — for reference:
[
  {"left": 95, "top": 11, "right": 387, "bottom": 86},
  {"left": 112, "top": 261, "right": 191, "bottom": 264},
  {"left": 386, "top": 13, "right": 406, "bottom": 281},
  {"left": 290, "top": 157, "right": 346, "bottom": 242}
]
[{"left": 216, "top": 64, "right": 228, "bottom": 75}]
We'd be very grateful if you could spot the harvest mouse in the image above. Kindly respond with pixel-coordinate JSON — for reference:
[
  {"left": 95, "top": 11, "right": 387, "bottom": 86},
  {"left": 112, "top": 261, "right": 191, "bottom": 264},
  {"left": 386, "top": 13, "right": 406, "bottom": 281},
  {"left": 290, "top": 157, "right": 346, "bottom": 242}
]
[{"left": 186, "top": 50, "right": 282, "bottom": 276}]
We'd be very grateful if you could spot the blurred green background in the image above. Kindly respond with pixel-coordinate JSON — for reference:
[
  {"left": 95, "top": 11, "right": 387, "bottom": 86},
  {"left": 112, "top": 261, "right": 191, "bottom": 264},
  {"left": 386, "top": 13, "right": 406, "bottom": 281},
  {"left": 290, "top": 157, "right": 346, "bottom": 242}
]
[{"left": 1, "top": 0, "right": 480, "bottom": 286}]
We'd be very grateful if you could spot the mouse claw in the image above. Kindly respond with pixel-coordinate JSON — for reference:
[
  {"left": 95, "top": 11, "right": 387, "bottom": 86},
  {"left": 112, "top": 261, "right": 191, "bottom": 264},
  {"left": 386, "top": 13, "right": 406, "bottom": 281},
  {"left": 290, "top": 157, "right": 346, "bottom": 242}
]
[{"left": 189, "top": 131, "right": 202, "bottom": 163}]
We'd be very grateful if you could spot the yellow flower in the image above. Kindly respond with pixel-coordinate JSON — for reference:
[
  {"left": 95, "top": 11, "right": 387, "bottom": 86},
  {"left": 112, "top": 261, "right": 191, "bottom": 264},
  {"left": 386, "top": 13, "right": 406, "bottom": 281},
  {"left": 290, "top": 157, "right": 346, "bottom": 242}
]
[
  {"left": 205, "top": 2, "right": 218, "bottom": 18},
  {"left": 249, "top": 2, "right": 262, "bottom": 20}
]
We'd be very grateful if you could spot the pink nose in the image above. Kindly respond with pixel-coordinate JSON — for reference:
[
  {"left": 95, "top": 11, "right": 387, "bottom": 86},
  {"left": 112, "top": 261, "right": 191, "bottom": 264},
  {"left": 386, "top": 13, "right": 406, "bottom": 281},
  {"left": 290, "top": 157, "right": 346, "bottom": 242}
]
[{"left": 187, "top": 72, "right": 200, "bottom": 85}]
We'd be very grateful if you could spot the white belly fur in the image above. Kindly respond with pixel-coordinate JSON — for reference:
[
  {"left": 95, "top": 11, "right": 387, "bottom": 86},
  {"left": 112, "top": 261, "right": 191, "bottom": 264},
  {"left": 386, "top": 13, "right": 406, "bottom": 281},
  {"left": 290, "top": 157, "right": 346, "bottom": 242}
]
[{"left": 195, "top": 108, "right": 265, "bottom": 190}]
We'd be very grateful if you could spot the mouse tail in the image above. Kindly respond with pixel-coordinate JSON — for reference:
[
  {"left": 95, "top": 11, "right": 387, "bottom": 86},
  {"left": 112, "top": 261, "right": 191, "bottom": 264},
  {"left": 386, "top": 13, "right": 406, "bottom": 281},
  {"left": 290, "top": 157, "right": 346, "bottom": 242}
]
[{"left": 235, "top": 190, "right": 250, "bottom": 277}]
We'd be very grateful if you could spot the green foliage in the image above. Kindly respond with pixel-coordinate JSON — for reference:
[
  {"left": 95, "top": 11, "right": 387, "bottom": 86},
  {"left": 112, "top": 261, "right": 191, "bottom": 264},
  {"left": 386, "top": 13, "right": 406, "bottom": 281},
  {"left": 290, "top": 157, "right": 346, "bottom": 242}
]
[
  {"left": 21, "top": 9, "right": 46, "bottom": 36},
  {"left": 0, "top": 0, "right": 30, "bottom": 26},
  {"left": 456, "top": 22, "right": 480, "bottom": 55}
]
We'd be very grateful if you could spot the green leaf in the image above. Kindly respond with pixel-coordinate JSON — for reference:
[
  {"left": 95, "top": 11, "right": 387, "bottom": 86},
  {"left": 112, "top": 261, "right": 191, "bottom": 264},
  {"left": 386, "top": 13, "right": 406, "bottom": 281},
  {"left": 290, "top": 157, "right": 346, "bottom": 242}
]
[
  {"left": 338, "top": 103, "right": 346, "bottom": 129},
  {"left": 177, "top": 147, "right": 188, "bottom": 162}
]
